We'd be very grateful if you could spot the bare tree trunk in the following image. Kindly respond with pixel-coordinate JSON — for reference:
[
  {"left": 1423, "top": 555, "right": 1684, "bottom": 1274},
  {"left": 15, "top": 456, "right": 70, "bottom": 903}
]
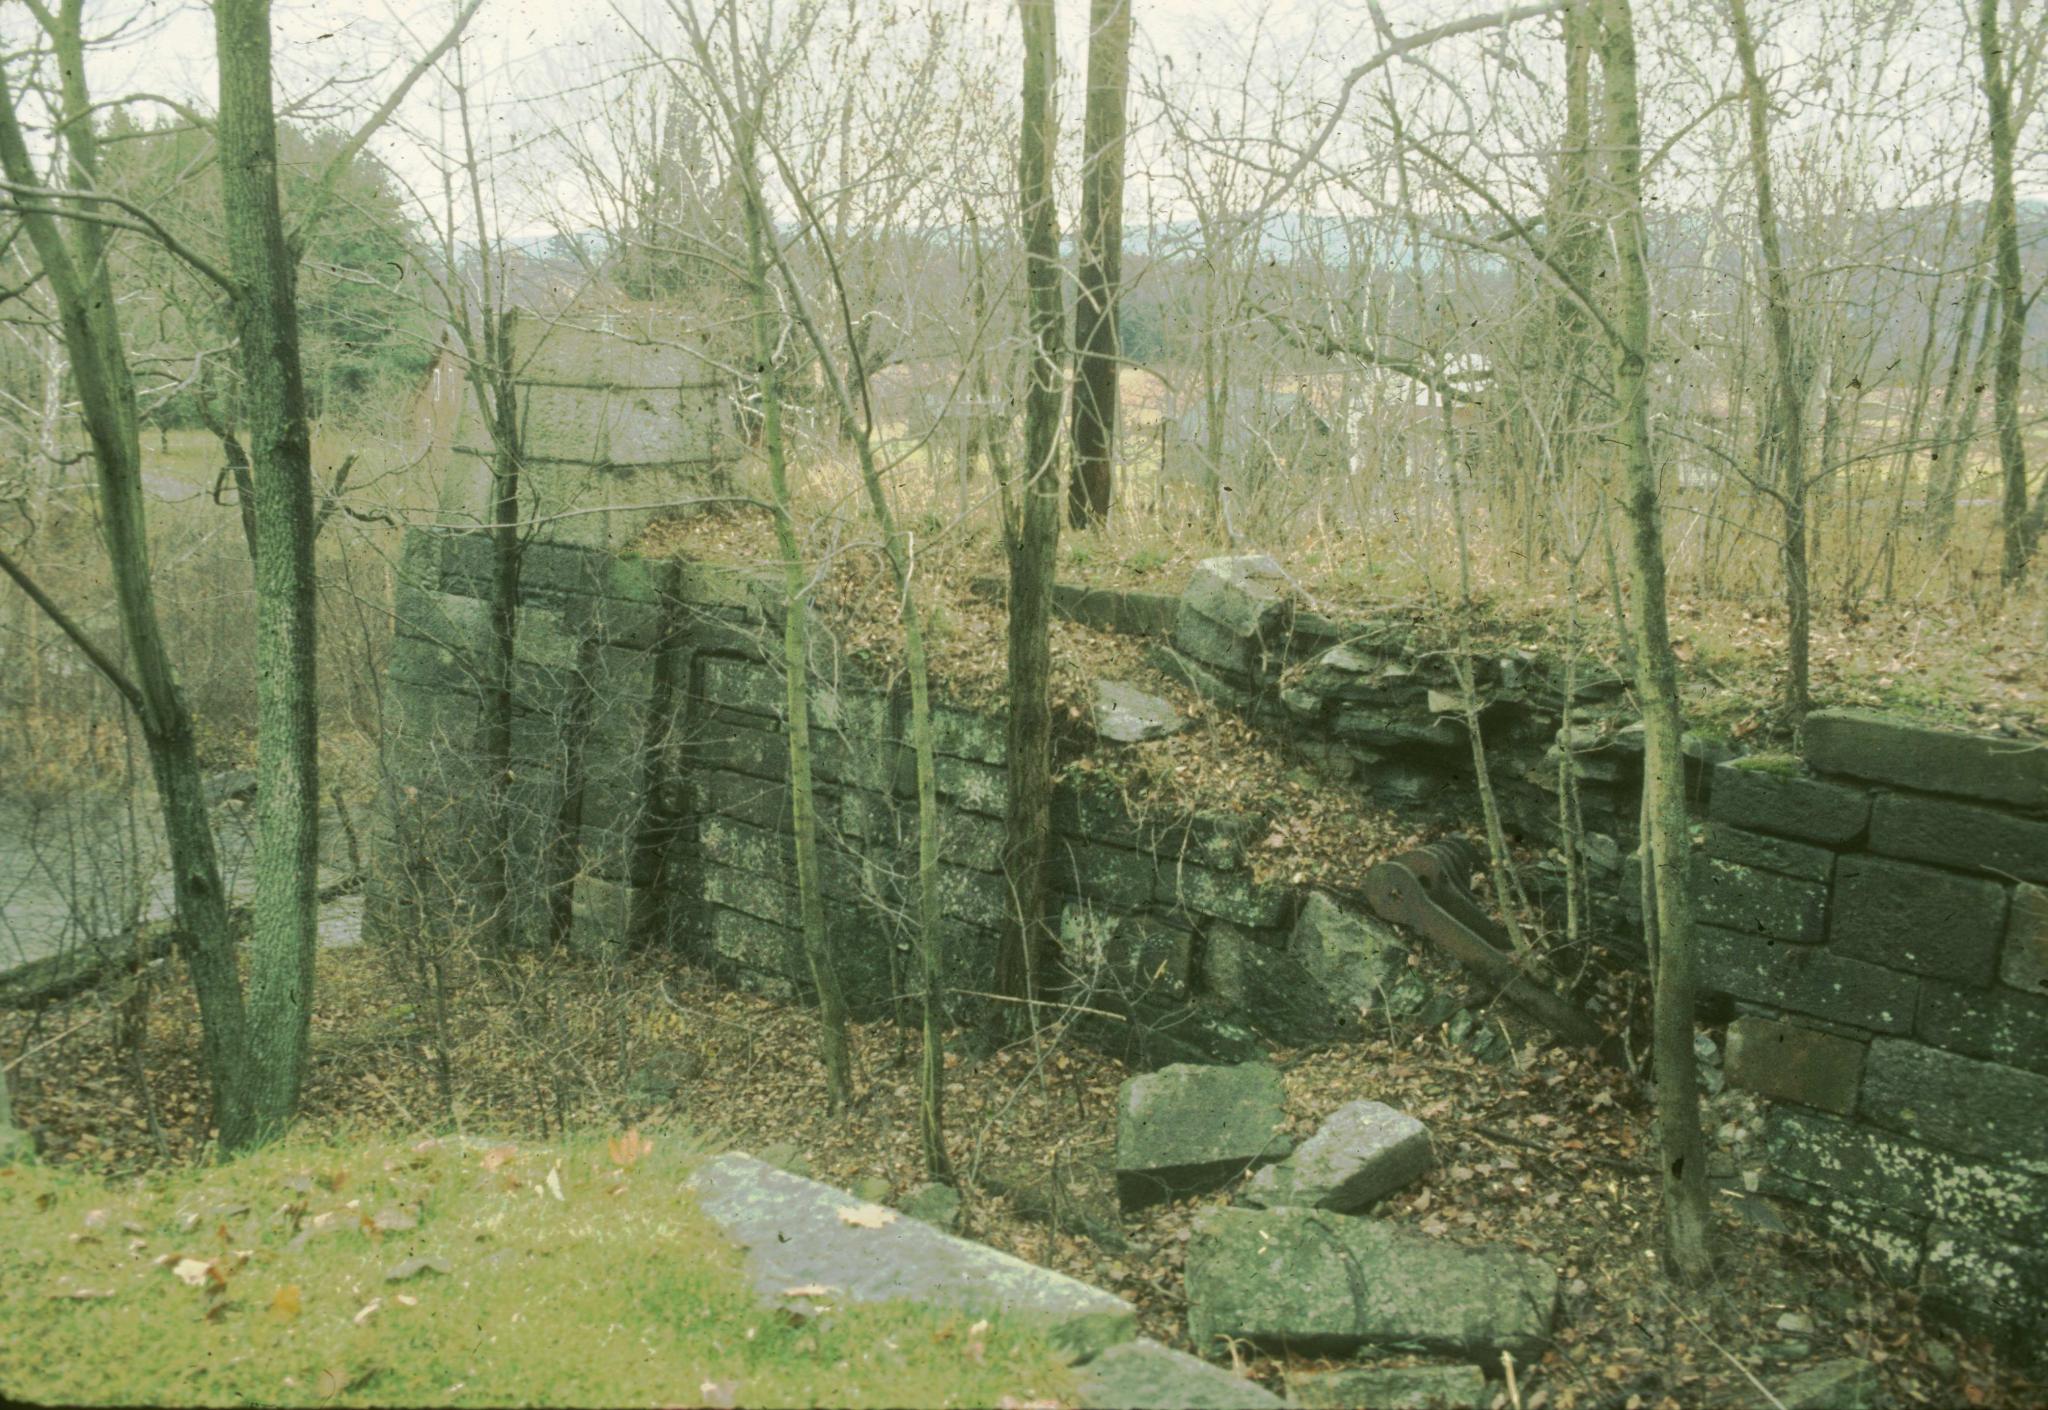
[
  {"left": 1069, "top": 0, "right": 1130, "bottom": 527},
  {"left": 1601, "top": 0, "right": 1712, "bottom": 1283},
  {"left": 998, "top": 0, "right": 1066, "bottom": 1030},
  {"left": 1729, "top": 0, "right": 1809, "bottom": 724},
  {"left": 0, "top": 17, "right": 256, "bottom": 1151},
  {"left": 738, "top": 117, "right": 853, "bottom": 1110},
  {"left": 1977, "top": 0, "right": 2042, "bottom": 583},
  {"left": 215, "top": 0, "right": 322, "bottom": 1139}
]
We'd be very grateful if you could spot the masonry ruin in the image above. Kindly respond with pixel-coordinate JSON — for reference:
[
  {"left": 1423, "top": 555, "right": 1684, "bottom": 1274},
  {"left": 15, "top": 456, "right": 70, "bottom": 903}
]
[{"left": 367, "top": 327, "right": 2048, "bottom": 1351}]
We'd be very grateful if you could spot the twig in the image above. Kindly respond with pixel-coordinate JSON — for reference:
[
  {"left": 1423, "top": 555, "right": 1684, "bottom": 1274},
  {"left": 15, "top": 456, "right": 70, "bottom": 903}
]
[{"left": 1653, "top": 1283, "right": 1791, "bottom": 1410}]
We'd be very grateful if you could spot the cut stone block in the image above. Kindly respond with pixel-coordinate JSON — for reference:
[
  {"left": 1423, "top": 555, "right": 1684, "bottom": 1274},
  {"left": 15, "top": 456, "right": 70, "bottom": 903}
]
[
  {"left": 1709, "top": 762, "right": 1872, "bottom": 845},
  {"left": 1832, "top": 855, "right": 2007, "bottom": 986},
  {"left": 1803, "top": 708, "right": 2048, "bottom": 812},
  {"left": 1160, "top": 863, "right": 1292, "bottom": 929},
  {"left": 1763, "top": 1107, "right": 2048, "bottom": 1248},
  {"left": 1185, "top": 1207, "right": 1558, "bottom": 1359},
  {"left": 1695, "top": 857, "right": 1828, "bottom": 944},
  {"left": 1921, "top": 1224, "right": 2048, "bottom": 1349},
  {"left": 1240, "top": 1099, "right": 1434, "bottom": 1211},
  {"left": 2007, "top": 884, "right": 2048, "bottom": 997},
  {"left": 1115, "top": 1062, "right": 1289, "bottom": 1212},
  {"left": 1204, "top": 922, "right": 1348, "bottom": 1046},
  {"left": 1725, "top": 1016, "right": 1866, "bottom": 1115},
  {"left": 685, "top": 1154, "right": 1135, "bottom": 1362},
  {"left": 1092, "top": 680, "right": 1185, "bottom": 744},
  {"left": 1290, "top": 892, "right": 1409, "bottom": 1014},
  {"left": 1869, "top": 795, "right": 2048, "bottom": 885},
  {"left": 1073, "top": 1338, "right": 1283, "bottom": 1410},
  {"left": 1286, "top": 1364, "right": 1488, "bottom": 1410},
  {"left": 1916, "top": 980, "right": 2048, "bottom": 1077},
  {"left": 1704, "top": 824, "right": 1836, "bottom": 883},
  {"left": 1699, "top": 926, "right": 1917, "bottom": 1032},
  {"left": 1859, "top": 1040, "right": 2048, "bottom": 1170}
]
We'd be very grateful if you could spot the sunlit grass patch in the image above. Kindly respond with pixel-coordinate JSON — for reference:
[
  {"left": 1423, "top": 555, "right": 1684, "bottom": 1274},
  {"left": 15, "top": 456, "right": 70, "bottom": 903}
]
[{"left": 0, "top": 1128, "right": 1073, "bottom": 1408}]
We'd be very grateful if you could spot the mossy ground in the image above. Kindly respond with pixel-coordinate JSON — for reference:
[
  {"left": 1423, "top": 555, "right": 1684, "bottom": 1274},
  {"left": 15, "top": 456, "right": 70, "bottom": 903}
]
[{"left": 0, "top": 1129, "right": 1072, "bottom": 1408}]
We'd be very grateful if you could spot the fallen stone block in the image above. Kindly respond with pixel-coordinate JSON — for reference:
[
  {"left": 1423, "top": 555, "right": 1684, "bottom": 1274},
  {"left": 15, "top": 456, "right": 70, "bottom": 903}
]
[
  {"left": 1115, "top": 1062, "right": 1290, "bottom": 1212},
  {"left": 1175, "top": 555, "right": 1294, "bottom": 678},
  {"left": 1241, "top": 1099, "right": 1434, "bottom": 1212},
  {"left": 1286, "top": 1363, "right": 1488, "bottom": 1410},
  {"left": 1186, "top": 1207, "right": 1559, "bottom": 1359},
  {"left": 685, "top": 1153, "right": 1135, "bottom": 1362},
  {"left": 1073, "top": 1338, "right": 1283, "bottom": 1410}
]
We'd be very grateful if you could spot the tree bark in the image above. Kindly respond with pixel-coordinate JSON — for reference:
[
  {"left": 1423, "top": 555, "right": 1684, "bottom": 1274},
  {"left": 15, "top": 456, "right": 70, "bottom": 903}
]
[
  {"left": 215, "top": 0, "right": 323, "bottom": 1138},
  {"left": 1069, "top": 0, "right": 1130, "bottom": 527},
  {"left": 1977, "top": 0, "right": 2041, "bottom": 583},
  {"left": 1728, "top": 0, "right": 1811, "bottom": 723},
  {"left": 1601, "top": 0, "right": 1713, "bottom": 1283},
  {"left": 999, "top": 0, "right": 1065, "bottom": 1028}
]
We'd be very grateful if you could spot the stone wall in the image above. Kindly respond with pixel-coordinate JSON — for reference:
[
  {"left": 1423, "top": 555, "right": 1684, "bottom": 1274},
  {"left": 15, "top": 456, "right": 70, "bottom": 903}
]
[
  {"left": 371, "top": 543, "right": 2048, "bottom": 1344},
  {"left": 1698, "top": 714, "right": 2048, "bottom": 1346}
]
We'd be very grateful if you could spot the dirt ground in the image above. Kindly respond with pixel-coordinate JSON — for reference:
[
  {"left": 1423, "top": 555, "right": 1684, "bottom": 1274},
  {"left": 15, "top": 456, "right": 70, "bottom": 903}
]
[{"left": 4, "top": 937, "right": 2037, "bottom": 1410}]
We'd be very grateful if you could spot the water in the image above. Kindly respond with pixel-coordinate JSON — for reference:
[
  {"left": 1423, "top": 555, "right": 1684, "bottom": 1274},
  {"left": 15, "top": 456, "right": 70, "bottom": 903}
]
[{"left": 0, "top": 790, "right": 365, "bottom": 981}]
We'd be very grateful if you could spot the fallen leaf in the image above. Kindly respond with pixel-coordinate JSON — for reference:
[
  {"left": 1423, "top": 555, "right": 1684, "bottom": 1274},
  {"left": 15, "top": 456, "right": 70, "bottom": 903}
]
[
  {"left": 394, "top": 1293, "right": 418, "bottom": 1307},
  {"left": 49, "top": 1287, "right": 114, "bottom": 1301},
  {"left": 170, "top": 1257, "right": 215, "bottom": 1288},
  {"left": 836, "top": 1203, "right": 897, "bottom": 1229},
  {"left": 781, "top": 1284, "right": 839, "bottom": 1299},
  {"left": 352, "top": 1298, "right": 382, "bottom": 1326},
  {"left": 481, "top": 1145, "right": 518, "bottom": 1173},
  {"left": 608, "top": 1127, "right": 654, "bottom": 1168},
  {"left": 544, "top": 1165, "right": 566, "bottom": 1203},
  {"left": 269, "top": 1285, "right": 302, "bottom": 1322}
]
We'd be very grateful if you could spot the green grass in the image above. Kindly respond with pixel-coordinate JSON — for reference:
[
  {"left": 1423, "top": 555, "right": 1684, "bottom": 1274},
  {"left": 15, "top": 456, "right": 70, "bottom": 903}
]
[{"left": 0, "top": 1130, "right": 1074, "bottom": 1408}]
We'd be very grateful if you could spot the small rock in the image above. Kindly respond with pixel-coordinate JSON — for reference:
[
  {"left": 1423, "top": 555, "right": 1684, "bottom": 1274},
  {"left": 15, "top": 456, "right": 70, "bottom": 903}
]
[
  {"left": 1093, "top": 680, "right": 1185, "bottom": 744},
  {"left": 1775, "top": 1311, "right": 1815, "bottom": 1336},
  {"left": 1073, "top": 1337, "right": 1282, "bottom": 1409}
]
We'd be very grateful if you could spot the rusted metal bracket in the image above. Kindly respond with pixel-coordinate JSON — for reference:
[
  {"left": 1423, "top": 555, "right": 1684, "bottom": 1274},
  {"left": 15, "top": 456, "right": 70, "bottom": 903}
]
[{"left": 1365, "top": 839, "right": 1615, "bottom": 1055}]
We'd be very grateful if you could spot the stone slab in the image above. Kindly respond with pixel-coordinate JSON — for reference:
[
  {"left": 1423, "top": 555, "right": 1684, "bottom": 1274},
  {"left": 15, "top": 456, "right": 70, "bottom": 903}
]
[
  {"left": 1859, "top": 1039, "right": 2048, "bottom": 1170},
  {"left": 1869, "top": 794, "right": 2048, "bottom": 886},
  {"left": 1185, "top": 1207, "right": 1558, "bottom": 1359},
  {"left": 1725, "top": 1016, "right": 1867, "bottom": 1115},
  {"left": 1240, "top": 1099, "right": 1434, "bottom": 1212},
  {"left": 1803, "top": 708, "right": 2048, "bottom": 812},
  {"left": 1709, "top": 762, "right": 1872, "bottom": 845},
  {"left": 1831, "top": 855, "right": 2006, "bottom": 986},
  {"left": 1920, "top": 1224, "right": 2048, "bottom": 1350},
  {"left": 1073, "top": 1338, "right": 1283, "bottom": 1410},
  {"left": 1093, "top": 680, "right": 1185, "bottom": 744},
  {"left": 1204, "top": 922, "right": 1349, "bottom": 1046},
  {"left": 1115, "top": 1062, "right": 1290, "bottom": 1212},
  {"left": 1286, "top": 1364, "right": 1488, "bottom": 1410},
  {"left": 684, "top": 1154, "right": 1135, "bottom": 1362}
]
